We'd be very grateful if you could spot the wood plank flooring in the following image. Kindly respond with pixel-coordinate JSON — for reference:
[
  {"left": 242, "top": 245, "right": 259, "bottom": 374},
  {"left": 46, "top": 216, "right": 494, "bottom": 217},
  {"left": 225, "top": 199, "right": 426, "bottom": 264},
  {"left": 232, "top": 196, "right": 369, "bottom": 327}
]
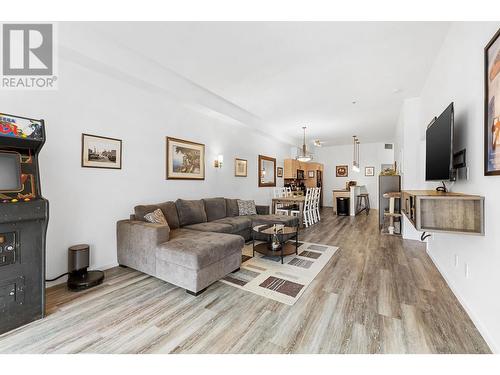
[{"left": 0, "top": 209, "right": 491, "bottom": 353}]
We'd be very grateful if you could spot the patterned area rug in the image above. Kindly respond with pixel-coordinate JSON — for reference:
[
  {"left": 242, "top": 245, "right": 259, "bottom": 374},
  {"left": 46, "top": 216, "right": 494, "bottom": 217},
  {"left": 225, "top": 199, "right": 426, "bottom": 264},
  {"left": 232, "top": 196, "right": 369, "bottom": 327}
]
[{"left": 220, "top": 241, "right": 338, "bottom": 305}]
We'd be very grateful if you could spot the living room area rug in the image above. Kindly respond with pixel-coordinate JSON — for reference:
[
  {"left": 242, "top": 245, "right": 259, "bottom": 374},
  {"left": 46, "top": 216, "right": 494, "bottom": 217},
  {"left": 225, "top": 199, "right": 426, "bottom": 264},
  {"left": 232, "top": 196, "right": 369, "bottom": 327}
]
[{"left": 220, "top": 241, "right": 338, "bottom": 305}]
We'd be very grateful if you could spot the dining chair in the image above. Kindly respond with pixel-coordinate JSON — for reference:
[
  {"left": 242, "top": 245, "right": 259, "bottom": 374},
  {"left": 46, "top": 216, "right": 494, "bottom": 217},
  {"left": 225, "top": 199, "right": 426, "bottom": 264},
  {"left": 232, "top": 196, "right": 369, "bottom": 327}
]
[
  {"left": 274, "top": 187, "right": 290, "bottom": 215},
  {"left": 290, "top": 188, "right": 314, "bottom": 227},
  {"left": 309, "top": 188, "right": 316, "bottom": 224},
  {"left": 314, "top": 187, "right": 321, "bottom": 223},
  {"left": 305, "top": 188, "right": 315, "bottom": 227},
  {"left": 312, "top": 188, "right": 319, "bottom": 224}
]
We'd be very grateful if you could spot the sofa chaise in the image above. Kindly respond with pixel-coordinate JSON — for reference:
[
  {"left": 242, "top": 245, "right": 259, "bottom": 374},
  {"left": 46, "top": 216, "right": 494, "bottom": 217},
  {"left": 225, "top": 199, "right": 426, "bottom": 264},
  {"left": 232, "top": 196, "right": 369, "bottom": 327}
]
[{"left": 117, "top": 197, "right": 298, "bottom": 295}]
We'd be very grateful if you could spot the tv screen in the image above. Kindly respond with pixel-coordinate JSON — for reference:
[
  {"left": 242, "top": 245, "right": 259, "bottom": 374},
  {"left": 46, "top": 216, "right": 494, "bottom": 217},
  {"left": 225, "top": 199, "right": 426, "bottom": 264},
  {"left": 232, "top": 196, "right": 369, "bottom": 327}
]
[
  {"left": 426, "top": 103, "right": 454, "bottom": 181},
  {"left": 0, "top": 152, "right": 22, "bottom": 191}
]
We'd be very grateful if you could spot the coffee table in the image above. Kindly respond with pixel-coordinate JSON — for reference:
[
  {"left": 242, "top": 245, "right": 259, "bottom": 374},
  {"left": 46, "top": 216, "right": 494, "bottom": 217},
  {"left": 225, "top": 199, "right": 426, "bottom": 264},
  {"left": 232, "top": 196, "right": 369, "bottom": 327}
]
[{"left": 252, "top": 224, "right": 299, "bottom": 264}]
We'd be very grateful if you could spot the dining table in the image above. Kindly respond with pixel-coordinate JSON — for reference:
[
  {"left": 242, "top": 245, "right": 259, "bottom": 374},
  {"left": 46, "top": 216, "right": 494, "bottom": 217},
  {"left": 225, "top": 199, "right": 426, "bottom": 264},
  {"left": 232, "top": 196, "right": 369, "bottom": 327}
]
[{"left": 271, "top": 195, "right": 306, "bottom": 228}]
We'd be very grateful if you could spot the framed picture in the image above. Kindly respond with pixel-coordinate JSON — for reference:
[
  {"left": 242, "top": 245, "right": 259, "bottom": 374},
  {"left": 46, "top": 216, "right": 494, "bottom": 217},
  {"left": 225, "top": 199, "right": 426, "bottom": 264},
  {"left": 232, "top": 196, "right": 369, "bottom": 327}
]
[
  {"left": 277, "top": 167, "right": 283, "bottom": 178},
  {"left": 81, "top": 133, "right": 122, "bottom": 169},
  {"left": 166, "top": 137, "right": 205, "bottom": 180},
  {"left": 485, "top": 28, "right": 500, "bottom": 175},
  {"left": 365, "top": 166, "right": 375, "bottom": 176},
  {"left": 258, "top": 155, "right": 276, "bottom": 187},
  {"left": 336, "top": 165, "right": 348, "bottom": 177},
  {"left": 308, "top": 170, "right": 315, "bottom": 178},
  {"left": 235, "top": 158, "right": 248, "bottom": 177}
]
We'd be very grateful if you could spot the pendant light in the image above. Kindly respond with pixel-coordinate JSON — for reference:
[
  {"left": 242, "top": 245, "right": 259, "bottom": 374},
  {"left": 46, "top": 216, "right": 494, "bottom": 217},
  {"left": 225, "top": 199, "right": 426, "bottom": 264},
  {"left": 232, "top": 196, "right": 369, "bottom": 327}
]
[
  {"left": 352, "top": 135, "right": 360, "bottom": 172},
  {"left": 296, "top": 126, "right": 313, "bottom": 162}
]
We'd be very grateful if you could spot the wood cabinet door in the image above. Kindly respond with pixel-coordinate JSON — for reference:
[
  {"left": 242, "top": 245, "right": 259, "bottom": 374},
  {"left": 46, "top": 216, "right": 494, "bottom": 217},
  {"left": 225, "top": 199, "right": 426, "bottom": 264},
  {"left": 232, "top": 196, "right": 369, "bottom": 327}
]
[
  {"left": 284, "top": 159, "right": 295, "bottom": 178},
  {"left": 293, "top": 160, "right": 300, "bottom": 178}
]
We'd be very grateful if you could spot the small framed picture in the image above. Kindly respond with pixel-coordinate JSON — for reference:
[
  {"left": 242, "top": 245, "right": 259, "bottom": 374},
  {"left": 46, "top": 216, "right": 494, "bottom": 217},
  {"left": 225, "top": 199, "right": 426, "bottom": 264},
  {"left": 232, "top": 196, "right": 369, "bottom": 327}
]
[
  {"left": 166, "top": 137, "right": 205, "bottom": 180},
  {"left": 308, "top": 170, "right": 315, "bottom": 178},
  {"left": 365, "top": 166, "right": 375, "bottom": 176},
  {"left": 235, "top": 158, "right": 248, "bottom": 177},
  {"left": 81, "top": 133, "right": 122, "bottom": 169},
  {"left": 277, "top": 167, "right": 283, "bottom": 178},
  {"left": 336, "top": 165, "right": 348, "bottom": 177}
]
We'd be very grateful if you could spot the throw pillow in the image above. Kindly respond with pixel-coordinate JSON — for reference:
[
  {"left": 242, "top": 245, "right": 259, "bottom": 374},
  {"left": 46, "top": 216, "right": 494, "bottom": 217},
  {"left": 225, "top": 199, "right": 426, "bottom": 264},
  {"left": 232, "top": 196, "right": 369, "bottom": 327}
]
[
  {"left": 134, "top": 201, "right": 180, "bottom": 229},
  {"left": 144, "top": 208, "right": 168, "bottom": 225},
  {"left": 237, "top": 199, "right": 257, "bottom": 216}
]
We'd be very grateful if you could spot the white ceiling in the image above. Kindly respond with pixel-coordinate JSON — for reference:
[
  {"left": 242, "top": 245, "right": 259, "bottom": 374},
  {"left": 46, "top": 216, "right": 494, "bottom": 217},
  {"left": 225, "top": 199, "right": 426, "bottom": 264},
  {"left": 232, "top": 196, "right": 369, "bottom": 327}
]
[{"left": 87, "top": 22, "right": 450, "bottom": 146}]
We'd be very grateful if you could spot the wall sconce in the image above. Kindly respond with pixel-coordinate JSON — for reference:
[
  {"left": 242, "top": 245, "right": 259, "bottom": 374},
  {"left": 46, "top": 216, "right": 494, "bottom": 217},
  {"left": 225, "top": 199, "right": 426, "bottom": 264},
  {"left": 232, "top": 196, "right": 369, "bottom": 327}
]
[{"left": 214, "top": 154, "right": 224, "bottom": 168}]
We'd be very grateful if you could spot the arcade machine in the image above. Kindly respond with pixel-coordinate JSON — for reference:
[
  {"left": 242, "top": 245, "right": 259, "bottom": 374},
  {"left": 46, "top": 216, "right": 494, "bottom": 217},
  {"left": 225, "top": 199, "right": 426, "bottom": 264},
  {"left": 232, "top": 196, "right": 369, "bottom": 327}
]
[{"left": 0, "top": 113, "right": 48, "bottom": 335}]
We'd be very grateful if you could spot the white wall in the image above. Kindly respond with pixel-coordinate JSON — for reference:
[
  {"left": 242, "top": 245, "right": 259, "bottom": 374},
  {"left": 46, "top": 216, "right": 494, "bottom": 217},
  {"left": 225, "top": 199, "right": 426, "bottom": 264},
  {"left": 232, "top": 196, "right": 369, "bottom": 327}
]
[
  {"left": 394, "top": 22, "right": 500, "bottom": 352},
  {"left": 316, "top": 142, "right": 394, "bottom": 208},
  {"left": 394, "top": 97, "right": 423, "bottom": 190},
  {"left": 394, "top": 98, "right": 427, "bottom": 240},
  {"left": 0, "top": 24, "right": 289, "bottom": 283}
]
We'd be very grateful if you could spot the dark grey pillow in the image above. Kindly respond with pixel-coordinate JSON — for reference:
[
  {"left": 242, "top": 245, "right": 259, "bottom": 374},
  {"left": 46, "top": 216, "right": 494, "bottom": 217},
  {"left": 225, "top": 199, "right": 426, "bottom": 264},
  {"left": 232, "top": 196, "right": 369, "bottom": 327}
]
[
  {"left": 175, "top": 199, "right": 208, "bottom": 226},
  {"left": 134, "top": 201, "right": 180, "bottom": 229},
  {"left": 203, "top": 197, "right": 227, "bottom": 222},
  {"left": 225, "top": 198, "right": 239, "bottom": 217}
]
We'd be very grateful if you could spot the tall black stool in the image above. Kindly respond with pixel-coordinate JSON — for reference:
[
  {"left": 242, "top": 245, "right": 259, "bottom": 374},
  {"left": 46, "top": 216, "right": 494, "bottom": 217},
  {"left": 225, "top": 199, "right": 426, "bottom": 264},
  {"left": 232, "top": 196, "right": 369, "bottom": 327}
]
[{"left": 356, "top": 193, "right": 370, "bottom": 215}]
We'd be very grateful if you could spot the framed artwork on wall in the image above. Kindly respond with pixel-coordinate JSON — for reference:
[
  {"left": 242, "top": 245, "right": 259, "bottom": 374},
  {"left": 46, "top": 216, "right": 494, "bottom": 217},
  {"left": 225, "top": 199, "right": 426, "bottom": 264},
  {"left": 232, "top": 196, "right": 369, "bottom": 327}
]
[
  {"left": 277, "top": 167, "right": 283, "bottom": 178},
  {"left": 258, "top": 155, "right": 276, "bottom": 187},
  {"left": 336, "top": 165, "right": 348, "bottom": 177},
  {"left": 235, "top": 158, "right": 248, "bottom": 177},
  {"left": 166, "top": 137, "right": 205, "bottom": 180},
  {"left": 365, "top": 166, "right": 375, "bottom": 176},
  {"left": 484, "top": 28, "right": 500, "bottom": 175},
  {"left": 308, "top": 170, "right": 314, "bottom": 178},
  {"left": 81, "top": 133, "right": 122, "bottom": 169}
]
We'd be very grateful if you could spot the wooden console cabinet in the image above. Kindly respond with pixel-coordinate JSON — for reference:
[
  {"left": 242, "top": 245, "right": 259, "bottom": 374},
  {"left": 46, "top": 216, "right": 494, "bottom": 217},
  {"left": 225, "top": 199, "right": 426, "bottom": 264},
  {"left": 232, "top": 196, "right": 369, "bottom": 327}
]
[{"left": 401, "top": 190, "right": 485, "bottom": 235}]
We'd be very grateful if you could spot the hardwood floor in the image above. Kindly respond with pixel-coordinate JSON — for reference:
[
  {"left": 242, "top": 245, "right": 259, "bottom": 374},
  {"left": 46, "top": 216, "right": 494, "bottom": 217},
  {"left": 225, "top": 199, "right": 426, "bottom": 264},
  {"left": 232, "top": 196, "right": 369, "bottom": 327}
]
[{"left": 0, "top": 209, "right": 491, "bottom": 353}]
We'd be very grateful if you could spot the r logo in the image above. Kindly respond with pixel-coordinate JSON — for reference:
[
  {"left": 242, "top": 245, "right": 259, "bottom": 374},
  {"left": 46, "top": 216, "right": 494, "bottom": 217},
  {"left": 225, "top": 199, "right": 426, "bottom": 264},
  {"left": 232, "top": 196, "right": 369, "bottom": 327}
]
[{"left": 2, "top": 24, "right": 53, "bottom": 76}]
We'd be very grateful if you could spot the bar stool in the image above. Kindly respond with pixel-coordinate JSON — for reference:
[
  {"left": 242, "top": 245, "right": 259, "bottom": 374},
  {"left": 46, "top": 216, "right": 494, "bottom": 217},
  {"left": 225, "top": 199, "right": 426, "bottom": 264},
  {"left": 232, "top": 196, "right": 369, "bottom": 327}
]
[{"left": 356, "top": 187, "right": 370, "bottom": 215}]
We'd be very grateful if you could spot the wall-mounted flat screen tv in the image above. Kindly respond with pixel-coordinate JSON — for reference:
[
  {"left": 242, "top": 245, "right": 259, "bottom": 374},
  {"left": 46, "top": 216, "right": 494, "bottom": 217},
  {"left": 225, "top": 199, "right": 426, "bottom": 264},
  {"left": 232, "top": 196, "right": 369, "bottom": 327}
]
[
  {"left": 0, "top": 152, "right": 22, "bottom": 192},
  {"left": 425, "top": 102, "right": 455, "bottom": 181}
]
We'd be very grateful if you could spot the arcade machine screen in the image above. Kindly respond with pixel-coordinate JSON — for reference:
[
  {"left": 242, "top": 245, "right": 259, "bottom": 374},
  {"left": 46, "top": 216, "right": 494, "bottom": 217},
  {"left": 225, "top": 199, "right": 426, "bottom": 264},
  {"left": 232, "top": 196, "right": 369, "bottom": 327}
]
[{"left": 0, "top": 152, "right": 22, "bottom": 192}]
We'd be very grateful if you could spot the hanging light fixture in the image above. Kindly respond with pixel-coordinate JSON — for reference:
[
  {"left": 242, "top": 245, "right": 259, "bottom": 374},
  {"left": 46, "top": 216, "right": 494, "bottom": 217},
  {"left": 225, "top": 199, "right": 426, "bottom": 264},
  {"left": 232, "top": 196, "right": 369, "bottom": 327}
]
[
  {"left": 296, "top": 126, "right": 313, "bottom": 162},
  {"left": 352, "top": 135, "right": 360, "bottom": 172}
]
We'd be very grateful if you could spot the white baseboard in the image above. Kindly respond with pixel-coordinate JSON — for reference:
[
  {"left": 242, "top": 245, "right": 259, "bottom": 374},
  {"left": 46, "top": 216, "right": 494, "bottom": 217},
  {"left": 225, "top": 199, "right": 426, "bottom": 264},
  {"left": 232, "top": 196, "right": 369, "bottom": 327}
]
[
  {"left": 45, "top": 262, "right": 119, "bottom": 288},
  {"left": 426, "top": 248, "right": 498, "bottom": 353}
]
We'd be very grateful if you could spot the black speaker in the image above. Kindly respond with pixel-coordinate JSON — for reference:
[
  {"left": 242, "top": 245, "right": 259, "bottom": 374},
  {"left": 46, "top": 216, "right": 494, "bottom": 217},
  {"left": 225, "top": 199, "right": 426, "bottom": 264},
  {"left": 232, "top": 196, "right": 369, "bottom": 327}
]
[{"left": 67, "top": 244, "right": 104, "bottom": 291}]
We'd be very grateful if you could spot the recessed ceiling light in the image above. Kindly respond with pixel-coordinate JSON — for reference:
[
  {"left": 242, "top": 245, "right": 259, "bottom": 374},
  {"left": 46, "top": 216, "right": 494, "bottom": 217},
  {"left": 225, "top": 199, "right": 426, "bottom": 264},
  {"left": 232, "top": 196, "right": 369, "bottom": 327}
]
[{"left": 393, "top": 88, "right": 401, "bottom": 93}]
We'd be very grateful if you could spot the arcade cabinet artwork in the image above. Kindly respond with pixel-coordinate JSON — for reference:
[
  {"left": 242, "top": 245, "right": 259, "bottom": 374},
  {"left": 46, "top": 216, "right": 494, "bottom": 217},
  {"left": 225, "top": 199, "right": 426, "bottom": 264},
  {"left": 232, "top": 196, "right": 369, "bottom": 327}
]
[{"left": 0, "top": 113, "right": 48, "bottom": 335}]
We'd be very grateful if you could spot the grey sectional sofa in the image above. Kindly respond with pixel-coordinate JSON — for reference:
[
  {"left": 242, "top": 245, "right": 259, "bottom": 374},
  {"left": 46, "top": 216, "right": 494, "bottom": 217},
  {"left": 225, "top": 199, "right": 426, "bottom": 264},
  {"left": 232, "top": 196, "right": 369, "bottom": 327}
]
[{"left": 117, "top": 197, "right": 298, "bottom": 295}]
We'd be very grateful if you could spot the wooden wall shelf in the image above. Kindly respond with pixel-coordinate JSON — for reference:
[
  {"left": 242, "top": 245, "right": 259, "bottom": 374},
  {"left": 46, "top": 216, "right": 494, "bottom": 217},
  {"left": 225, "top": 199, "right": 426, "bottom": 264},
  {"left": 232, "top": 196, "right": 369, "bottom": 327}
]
[{"left": 401, "top": 190, "right": 485, "bottom": 235}]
